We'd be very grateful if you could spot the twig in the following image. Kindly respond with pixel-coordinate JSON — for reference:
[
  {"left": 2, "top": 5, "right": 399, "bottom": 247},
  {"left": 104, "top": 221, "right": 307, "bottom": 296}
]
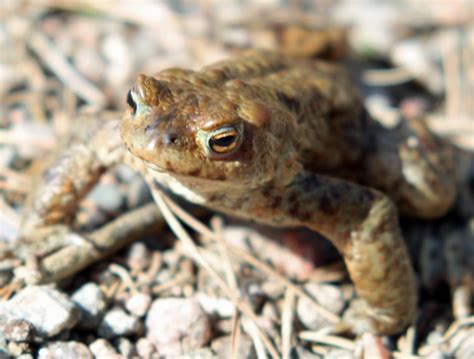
[
  {"left": 299, "top": 331, "right": 356, "bottom": 351},
  {"left": 362, "top": 67, "right": 414, "bottom": 86}
]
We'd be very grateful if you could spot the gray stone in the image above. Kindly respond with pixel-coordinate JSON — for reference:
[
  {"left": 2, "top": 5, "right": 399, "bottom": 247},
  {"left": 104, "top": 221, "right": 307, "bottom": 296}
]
[
  {"left": 126, "top": 175, "right": 151, "bottom": 208},
  {"left": 87, "top": 183, "right": 124, "bottom": 213},
  {"left": 0, "top": 146, "right": 17, "bottom": 168},
  {"left": 71, "top": 282, "right": 106, "bottom": 329},
  {"left": 0, "top": 285, "right": 80, "bottom": 337}
]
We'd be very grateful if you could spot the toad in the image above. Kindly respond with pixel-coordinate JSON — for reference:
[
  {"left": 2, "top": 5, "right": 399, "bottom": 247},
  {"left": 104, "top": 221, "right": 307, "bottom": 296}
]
[{"left": 19, "top": 50, "right": 456, "bottom": 335}]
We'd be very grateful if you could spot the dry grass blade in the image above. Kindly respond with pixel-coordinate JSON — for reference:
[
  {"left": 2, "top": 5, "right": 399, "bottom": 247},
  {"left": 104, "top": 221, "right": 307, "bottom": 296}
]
[
  {"left": 403, "top": 326, "right": 416, "bottom": 355},
  {"left": 28, "top": 32, "right": 107, "bottom": 107},
  {"left": 145, "top": 175, "right": 280, "bottom": 358},
  {"left": 229, "top": 312, "right": 242, "bottom": 359},
  {"left": 159, "top": 190, "right": 340, "bottom": 324},
  {"left": 418, "top": 316, "right": 474, "bottom": 356},
  {"left": 210, "top": 217, "right": 242, "bottom": 359},
  {"left": 241, "top": 317, "right": 268, "bottom": 359},
  {"left": 0, "top": 129, "right": 56, "bottom": 150},
  {"left": 363, "top": 67, "right": 414, "bottom": 86},
  {"left": 0, "top": 166, "right": 31, "bottom": 188},
  {"left": 392, "top": 353, "right": 423, "bottom": 359},
  {"left": 281, "top": 287, "right": 296, "bottom": 359},
  {"left": 109, "top": 263, "right": 137, "bottom": 294},
  {"left": 299, "top": 331, "right": 356, "bottom": 351},
  {"left": 210, "top": 216, "right": 238, "bottom": 291},
  {"left": 228, "top": 246, "right": 340, "bottom": 324}
]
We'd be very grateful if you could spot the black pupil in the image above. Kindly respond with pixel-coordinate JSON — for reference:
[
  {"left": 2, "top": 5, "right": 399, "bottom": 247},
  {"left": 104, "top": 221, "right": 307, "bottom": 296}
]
[
  {"left": 211, "top": 134, "right": 235, "bottom": 147},
  {"left": 127, "top": 90, "right": 137, "bottom": 114}
]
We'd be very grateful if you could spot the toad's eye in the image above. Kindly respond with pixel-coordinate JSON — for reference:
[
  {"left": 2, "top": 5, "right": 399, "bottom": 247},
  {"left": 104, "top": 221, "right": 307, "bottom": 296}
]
[
  {"left": 126, "top": 90, "right": 137, "bottom": 114},
  {"left": 207, "top": 126, "right": 242, "bottom": 154}
]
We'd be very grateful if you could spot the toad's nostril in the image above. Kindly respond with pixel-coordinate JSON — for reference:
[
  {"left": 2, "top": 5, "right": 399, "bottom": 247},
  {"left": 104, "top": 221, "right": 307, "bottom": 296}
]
[{"left": 162, "top": 133, "right": 179, "bottom": 145}]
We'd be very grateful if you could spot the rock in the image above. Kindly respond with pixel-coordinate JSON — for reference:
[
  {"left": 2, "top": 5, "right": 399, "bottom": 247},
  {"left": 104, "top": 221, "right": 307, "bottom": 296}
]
[
  {"left": 0, "top": 285, "right": 80, "bottom": 337},
  {"left": 87, "top": 182, "right": 124, "bottom": 213},
  {"left": 179, "top": 348, "right": 216, "bottom": 358},
  {"left": 4, "top": 319, "right": 35, "bottom": 342},
  {"left": 0, "top": 146, "right": 17, "bottom": 168},
  {"left": 211, "top": 335, "right": 255, "bottom": 358},
  {"left": 7, "top": 341, "right": 30, "bottom": 357},
  {"left": 115, "top": 337, "right": 136, "bottom": 358},
  {"left": 125, "top": 292, "right": 152, "bottom": 318},
  {"left": 89, "top": 339, "right": 118, "bottom": 358},
  {"left": 126, "top": 175, "right": 152, "bottom": 209},
  {"left": 71, "top": 283, "right": 106, "bottom": 329},
  {"left": 296, "top": 283, "right": 345, "bottom": 330},
  {"left": 145, "top": 297, "right": 211, "bottom": 356},
  {"left": 98, "top": 307, "right": 141, "bottom": 338},
  {"left": 196, "top": 292, "right": 234, "bottom": 318},
  {"left": 135, "top": 337, "right": 156, "bottom": 359},
  {"left": 38, "top": 341, "right": 92, "bottom": 359}
]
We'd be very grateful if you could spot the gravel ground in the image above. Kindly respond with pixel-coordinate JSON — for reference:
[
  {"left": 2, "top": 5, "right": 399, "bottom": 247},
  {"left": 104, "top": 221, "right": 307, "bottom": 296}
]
[{"left": 0, "top": 1, "right": 473, "bottom": 358}]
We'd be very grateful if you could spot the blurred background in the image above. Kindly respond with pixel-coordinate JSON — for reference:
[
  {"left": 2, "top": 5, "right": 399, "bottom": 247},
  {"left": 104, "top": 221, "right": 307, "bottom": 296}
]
[{"left": 0, "top": 1, "right": 473, "bottom": 358}]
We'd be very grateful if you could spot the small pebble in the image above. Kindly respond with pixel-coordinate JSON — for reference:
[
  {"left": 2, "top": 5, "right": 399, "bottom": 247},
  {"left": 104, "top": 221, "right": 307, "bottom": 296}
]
[
  {"left": 7, "top": 341, "right": 30, "bottom": 357},
  {"left": 115, "top": 337, "right": 136, "bottom": 357},
  {"left": 4, "top": 319, "right": 35, "bottom": 342},
  {"left": 126, "top": 242, "right": 152, "bottom": 273},
  {"left": 71, "top": 282, "right": 106, "bottom": 329},
  {"left": 145, "top": 297, "right": 211, "bottom": 356},
  {"left": 196, "top": 292, "right": 234, "bottom": 318},
  {"left": 125, "top": 292, "right": 152, "bottom": 317},
  {"left": 211, "top": 335, "right": 255, "bottom": 359},
  {"left": 296, "top": 283, "right": 345, "bottom": 330},
  {"left": 38, "top": 341, "right": 92, "bottom": 359},
  {"left": 0, "top": 285, "right": 80, "bottom": 337},
  {"left": 126, "top": 175, "right": 152, "bottom": 208},
  {"left": 136, "top": 337, "right": 156, "bottom": 359},
  {"left": 179, "top": 348, "right": 216, "bottom": 358},
  {"left": 87, "top": 183, "right": 124, "bottom": 213},
  {"left": 98, "top": 307, "right": 141, "bottom": 338},
  {"left": 0, "top": 146, "right": 17, "bottom": 168},
  {"left": 89, "top": 339, "right": 118, "bottom": 358}
]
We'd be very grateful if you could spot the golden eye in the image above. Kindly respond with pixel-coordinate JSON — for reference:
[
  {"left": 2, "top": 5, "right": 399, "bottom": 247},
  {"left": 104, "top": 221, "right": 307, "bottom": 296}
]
[{"left": 208, "top": 127, "right": 241, "bottom": 154}]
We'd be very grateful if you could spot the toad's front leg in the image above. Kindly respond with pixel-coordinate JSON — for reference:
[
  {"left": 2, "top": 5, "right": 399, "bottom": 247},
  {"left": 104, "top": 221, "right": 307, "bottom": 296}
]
[
  {"left": 15, "top": 113, "right": 162, "bottom": 283},
  {"left": 259, "top": 171, "right": 417, "bottom": 335}
]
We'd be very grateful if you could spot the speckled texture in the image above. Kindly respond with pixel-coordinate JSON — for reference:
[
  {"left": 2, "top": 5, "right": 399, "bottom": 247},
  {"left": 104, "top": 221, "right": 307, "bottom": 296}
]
[{"left": 121, "top": 50, "right": 456, "bottom": 335}]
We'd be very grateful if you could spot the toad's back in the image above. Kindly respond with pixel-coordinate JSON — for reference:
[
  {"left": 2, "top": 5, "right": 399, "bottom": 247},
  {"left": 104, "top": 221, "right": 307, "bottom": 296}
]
[{"left": 156, "top": 50, "right": 366, "bottom": 177}]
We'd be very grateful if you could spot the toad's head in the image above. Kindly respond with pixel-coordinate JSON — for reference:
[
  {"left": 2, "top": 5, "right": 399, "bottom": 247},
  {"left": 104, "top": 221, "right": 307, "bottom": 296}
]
[{"left": 120, "top": 72, "right": 300, "bottom": 189}]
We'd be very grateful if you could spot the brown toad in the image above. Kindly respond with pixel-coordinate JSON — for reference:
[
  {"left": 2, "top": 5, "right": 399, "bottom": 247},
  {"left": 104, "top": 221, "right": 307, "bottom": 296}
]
[{"left": 20, "top": 50, "right": 456, "bottom": 336}]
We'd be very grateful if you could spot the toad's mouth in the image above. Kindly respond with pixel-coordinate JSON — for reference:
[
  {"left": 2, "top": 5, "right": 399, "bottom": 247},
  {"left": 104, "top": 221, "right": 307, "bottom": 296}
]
[{"left": 141, "top": 159, "right": 167, "bottom": 173}]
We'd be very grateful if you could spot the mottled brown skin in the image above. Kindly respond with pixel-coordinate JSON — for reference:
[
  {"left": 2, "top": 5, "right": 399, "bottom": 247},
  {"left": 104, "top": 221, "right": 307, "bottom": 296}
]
[
  {"left": 19, "top": 50, "right": 456, "bottom": 335},
  {"left": 120, "top": 50, "right": 456, "bottom": 335}
]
